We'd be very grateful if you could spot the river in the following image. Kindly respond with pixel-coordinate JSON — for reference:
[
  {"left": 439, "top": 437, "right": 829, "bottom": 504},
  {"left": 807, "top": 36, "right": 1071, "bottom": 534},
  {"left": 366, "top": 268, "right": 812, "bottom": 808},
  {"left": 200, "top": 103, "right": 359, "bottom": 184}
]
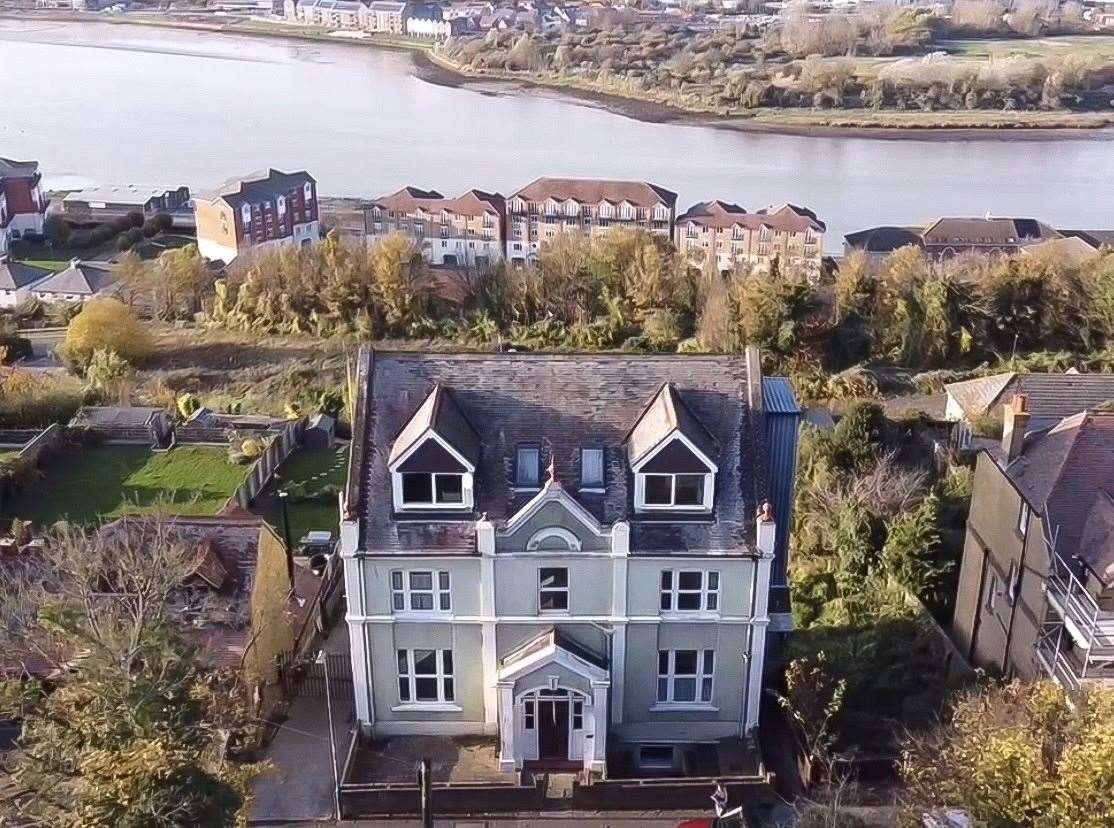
[{"left": 1, "top": 18, "right": 1112, "bottom": 249}]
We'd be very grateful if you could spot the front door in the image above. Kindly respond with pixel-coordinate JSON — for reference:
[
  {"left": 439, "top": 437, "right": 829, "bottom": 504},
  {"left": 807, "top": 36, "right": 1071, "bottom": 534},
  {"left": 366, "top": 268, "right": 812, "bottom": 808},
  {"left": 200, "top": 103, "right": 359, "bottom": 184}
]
[{"left": 537, "top": 699, "right": 569, "bottom": 760}]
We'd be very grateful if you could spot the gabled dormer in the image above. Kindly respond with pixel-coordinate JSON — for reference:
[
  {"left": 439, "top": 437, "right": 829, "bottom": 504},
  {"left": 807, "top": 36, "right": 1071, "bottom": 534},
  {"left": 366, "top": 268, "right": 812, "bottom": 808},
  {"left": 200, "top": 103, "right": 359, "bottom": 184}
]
[
  {"left": 627, "top": 383, "right": 718, "bottom": 514},
  {"left": 387, "top": 384, "right": 479, "bottom": 513}
]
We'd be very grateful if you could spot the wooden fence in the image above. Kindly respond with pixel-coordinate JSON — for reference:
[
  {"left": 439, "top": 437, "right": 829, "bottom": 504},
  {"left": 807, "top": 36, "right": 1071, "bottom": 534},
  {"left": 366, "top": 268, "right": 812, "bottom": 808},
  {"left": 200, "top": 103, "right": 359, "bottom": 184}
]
[{"left": 227, "top": 419, "right": 304, "bottom": 510}]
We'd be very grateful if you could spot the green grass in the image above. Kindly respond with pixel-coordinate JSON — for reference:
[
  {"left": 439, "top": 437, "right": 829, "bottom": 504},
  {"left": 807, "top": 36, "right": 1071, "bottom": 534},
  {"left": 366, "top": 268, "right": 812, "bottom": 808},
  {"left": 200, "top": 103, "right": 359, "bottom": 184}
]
[
  {"left": 0, "top": 445, "right": 249, "bottom": 527},
  {"left": 252, "top": 445, "right": 348, "bottom": 547},
  {"left": 939, "top": 35, "right": 1114, "bottom": 60},
  {"left": 12, "top": 259, "right": 70, "bottom": 272}
]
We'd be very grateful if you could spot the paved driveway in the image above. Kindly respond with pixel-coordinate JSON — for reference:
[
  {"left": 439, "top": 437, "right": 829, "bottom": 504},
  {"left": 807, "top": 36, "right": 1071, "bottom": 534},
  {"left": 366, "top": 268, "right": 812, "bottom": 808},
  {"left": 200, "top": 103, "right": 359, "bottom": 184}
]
[{"left": 250, "top": 692, "right": 356, "bottom": 824}]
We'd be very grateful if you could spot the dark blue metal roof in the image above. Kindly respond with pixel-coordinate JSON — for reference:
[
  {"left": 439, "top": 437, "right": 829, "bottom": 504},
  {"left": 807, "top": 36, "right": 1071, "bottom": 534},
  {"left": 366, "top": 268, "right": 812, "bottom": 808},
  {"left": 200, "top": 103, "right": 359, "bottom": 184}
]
[{"left": 762, "top": 377, "right": 801, "bottom": 415}]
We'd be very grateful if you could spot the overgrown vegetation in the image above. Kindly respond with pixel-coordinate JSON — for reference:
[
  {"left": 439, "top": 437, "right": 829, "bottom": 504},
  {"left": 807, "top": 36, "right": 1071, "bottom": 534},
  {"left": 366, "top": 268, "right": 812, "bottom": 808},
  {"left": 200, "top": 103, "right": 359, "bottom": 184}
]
[
  {"left": 438, "top": 1, "right": 1111, "bottom": 117},
  {"left": 0, "top": 521, "right": 259, "bottom": 825},
  {"left": 900, "top": 681, "right": 1114, "bottom": 827},
  {"left": 783, "top": 402, "right": 972, "bottom": 758}
]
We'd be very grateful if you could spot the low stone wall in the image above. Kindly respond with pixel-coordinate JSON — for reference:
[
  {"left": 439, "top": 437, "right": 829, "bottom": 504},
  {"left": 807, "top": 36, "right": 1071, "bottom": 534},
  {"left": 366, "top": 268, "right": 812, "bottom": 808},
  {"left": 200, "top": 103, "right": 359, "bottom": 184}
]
[
  {"left": 0, "top": 429, "right": 42, "bottom": 447},
  {"left": 15, "top": 424, "right": 65, "bottom": 466},
  {"left": 339, "top": 780, "right": 543, "bottom": 819},
  {"left": 81, "top": 425, "right": 156, "bottom": 445}
]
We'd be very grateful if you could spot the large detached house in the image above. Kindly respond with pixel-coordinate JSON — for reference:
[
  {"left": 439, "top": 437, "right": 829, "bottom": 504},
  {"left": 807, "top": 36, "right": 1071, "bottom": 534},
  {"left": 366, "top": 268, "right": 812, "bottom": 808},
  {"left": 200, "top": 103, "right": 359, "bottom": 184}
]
[{"left": 338, "top": 349, "right": 799, "bottom": 779}]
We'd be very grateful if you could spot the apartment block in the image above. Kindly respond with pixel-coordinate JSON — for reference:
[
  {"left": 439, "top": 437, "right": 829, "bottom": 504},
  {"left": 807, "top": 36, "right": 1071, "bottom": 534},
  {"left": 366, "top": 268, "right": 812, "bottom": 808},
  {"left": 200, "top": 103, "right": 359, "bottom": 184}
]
[{"left": 365, "top": 187, "right": 505, "bottom": 267}]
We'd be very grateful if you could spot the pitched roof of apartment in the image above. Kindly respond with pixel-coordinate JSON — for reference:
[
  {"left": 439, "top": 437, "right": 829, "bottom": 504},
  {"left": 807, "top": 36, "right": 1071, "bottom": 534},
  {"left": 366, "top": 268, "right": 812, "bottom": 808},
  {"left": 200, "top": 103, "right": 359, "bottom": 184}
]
[
  {"left": 511, "top": 177, "right": 677, "bottom": 208},
  {"left": 1020, "top": 235, "right": 1100, "bottom": 266},
  {"left": 843, "top": 225, "right": 924, "bottom": 252},
  {"left": 1005, "top": 411, "right": 1114, "bottom": 578},
  {"left": 677, "top": 200, "right": 824, "bottom": 233},
  {"left": 1062, "top": 229, "right": 1114, "bottom": 248},
  {"left": 371, "top": 187, "right": 504, "bottom": 216},
  {"left": 921, "top": 217, "right": 1060, "bottom": 246},
  {"left": 30, "top": 260, "right": 119, "bottom": 296},
  {"left": 62, "top": 183, "right": 187, "bottom": 206},
  {"left": 206, "top": 168, "right": 315, "bottom": 206},
  {"left": 0, "top": 259, "right": 51, "bottom": 291},
  {"left": 0, "top": 158, "right": 39, "bottom": 178},
  {"left": 946, "top": 372, "right": 1114, "bottom": 420},
  {"left": 355, "top": 351, "right": 763, "bottom": 555}
]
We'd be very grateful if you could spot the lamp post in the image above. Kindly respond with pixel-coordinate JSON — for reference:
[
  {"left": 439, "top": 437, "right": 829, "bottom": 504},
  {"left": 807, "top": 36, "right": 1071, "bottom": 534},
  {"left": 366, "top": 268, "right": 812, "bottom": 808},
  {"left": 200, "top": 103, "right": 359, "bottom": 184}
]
[
  {"left": 278, "top": 489, "right": 293, "bottom": 551},
  {"left": 316, "top": 649, "right": 341, "bottom": 821}
]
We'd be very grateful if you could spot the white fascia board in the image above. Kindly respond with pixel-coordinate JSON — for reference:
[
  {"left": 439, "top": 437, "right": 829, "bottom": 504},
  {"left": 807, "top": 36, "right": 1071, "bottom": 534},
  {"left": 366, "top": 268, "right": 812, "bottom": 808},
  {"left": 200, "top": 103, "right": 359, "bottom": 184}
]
[
  {"left": 388, "top": 428, "right": 475, "bottom": 474},
  {"left": 631, "top": 430, "right": 719, "bottom": 474},
  {"left": 502, "top": 483, "right": 606, "bottom": 537}
]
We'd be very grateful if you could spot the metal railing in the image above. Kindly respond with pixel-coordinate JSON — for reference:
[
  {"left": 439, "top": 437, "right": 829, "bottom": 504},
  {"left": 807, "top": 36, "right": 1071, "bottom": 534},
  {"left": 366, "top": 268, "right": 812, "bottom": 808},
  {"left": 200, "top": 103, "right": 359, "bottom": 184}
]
[{"left": 1041, "top": 553, "right": 1114, "bottom": 686}]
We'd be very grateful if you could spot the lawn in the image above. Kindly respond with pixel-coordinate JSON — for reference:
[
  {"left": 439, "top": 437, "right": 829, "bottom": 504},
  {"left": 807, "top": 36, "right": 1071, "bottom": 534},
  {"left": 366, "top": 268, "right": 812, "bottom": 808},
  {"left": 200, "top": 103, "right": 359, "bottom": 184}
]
[
  {"left": 0, "top": 445, "right": 249, "bottom": 526},
  {"left": 252, "top": 444, "right": 348, "bottom": 548},
  {"left": 939, "top": 35, "right": 1114, "bottom": 60}
]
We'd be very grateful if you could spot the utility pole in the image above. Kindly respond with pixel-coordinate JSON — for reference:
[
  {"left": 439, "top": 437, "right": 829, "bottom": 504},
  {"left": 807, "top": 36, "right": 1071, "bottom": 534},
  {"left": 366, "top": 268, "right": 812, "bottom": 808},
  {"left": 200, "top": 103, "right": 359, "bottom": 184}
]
[{"left": 418, "top": 757, "right": 433, "bottom": 828}]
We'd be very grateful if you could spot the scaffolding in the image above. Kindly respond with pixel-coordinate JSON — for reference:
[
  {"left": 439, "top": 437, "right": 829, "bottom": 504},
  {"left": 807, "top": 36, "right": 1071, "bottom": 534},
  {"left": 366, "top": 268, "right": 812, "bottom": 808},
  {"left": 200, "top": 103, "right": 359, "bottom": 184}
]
[{"left": 1037, "top": 552, "right": 1114, "bottom": 690}]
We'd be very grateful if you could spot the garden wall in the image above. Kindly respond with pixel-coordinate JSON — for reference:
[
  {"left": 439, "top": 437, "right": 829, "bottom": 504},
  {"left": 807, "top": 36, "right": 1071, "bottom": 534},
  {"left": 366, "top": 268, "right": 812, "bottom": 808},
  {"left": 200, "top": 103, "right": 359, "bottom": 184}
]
[
  {"left": 17, "top": 424, "right": 65, "bottom": 467},
  {"left": 228, "top": 419, "right": 304, "bottom": 511}
]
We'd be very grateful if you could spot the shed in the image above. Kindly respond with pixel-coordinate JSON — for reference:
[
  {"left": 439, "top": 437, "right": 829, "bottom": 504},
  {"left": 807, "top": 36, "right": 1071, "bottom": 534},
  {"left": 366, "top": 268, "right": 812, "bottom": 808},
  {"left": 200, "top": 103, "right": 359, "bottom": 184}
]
[{"left": 304, "top": 413, "right": 336, "bottom": 449}]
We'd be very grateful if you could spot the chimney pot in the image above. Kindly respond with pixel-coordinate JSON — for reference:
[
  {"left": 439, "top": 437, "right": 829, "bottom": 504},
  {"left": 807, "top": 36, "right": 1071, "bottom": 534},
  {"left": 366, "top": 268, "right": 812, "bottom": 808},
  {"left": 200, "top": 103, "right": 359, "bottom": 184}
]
[{"left": 1002, "top": 393, "right": 1031, "bottom": 462}]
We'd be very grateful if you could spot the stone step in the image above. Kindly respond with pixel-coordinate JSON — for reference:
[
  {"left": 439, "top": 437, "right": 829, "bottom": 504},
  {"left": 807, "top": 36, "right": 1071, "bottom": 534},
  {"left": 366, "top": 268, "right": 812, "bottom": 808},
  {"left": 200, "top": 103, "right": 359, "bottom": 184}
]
[{"left": 543, "top": 772, "right": 576, "bottom": 800}]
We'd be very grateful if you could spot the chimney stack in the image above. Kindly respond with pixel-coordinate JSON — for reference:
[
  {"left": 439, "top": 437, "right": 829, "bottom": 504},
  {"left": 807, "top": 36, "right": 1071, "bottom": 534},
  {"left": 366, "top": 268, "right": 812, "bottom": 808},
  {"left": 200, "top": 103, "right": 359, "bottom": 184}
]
[{"left": 1001, "top": 393, "right": 1030, "bottom": 462}]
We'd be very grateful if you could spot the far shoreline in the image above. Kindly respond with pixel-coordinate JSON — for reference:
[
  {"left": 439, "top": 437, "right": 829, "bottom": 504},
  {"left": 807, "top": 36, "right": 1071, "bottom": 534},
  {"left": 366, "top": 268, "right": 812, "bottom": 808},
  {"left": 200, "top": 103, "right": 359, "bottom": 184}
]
[{"left": 4, "top": 10, "right": 1113, "bottom": 142}]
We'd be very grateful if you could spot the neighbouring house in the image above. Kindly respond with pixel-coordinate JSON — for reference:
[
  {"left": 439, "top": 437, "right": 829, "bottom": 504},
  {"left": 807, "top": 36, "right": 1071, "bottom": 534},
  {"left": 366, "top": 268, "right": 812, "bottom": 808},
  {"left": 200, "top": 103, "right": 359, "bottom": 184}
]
[
  {"left": 674, "top": 201, "right": 825, "bottom": 277},
  {"left": 368, "top": 0, "right": 410, "bottom": 31},
  {"left": 843, "top": 216, "right": 1063, "bottom": 261},
  {"left": 505, "top": 178, "right": 677, "bottom": 267},
  {"left": 69, "top": 406, "right": 174, "bottom": 446},
  {"left": 364, "top": 187, "right": 505, "bottom": 267},
  {"left": 406, "top": 10, "right": 467, "bottom": 37},
  {"left": 194, "top": 169, "right": 319, "bottom": 264},
  {"left": 1019, "top": 235, "right": 1103, "bottom": 266},
  {"left": 952, "top": 396, "right": 1114, "bottom": 690},
  {"left": 0, "top": 258, "right": 51, "bottom": 307},
  {"left": 337, "top": 347, "right": 800, "bottom": 779},
  {"left": 0, "top": 158, "right": 49, "bottom": 257},
  {"left": 943, "top": 371, "right": 1114, "bottom": 452},
  {"left": 28, "top": 259, "right": 120, "bottom": 304},
  {"left": 58, "top": 184, "right": 192, "bottom": 226}
]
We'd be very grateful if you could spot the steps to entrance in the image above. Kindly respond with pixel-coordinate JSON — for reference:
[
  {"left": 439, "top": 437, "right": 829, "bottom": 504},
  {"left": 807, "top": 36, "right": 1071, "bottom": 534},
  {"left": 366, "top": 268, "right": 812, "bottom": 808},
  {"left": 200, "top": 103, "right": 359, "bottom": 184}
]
[{"left": 543, "top": 773, "right": 577, "bottom": 800}]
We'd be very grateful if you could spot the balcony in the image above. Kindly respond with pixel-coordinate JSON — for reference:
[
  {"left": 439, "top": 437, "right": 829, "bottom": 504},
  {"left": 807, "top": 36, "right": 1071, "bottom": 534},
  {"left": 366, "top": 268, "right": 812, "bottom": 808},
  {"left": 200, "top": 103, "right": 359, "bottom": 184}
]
[{"left": 1039, "top": 553, "right": 1114, "bottom": 689}]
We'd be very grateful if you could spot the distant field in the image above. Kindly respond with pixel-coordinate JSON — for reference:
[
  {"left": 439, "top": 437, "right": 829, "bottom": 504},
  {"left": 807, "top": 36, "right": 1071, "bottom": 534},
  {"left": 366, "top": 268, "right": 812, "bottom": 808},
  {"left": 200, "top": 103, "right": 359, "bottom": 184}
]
[
  {"left": 1, "top": 445, "right": 248, "bottom": 526},
  {"left": 939, "top": 35, "right": 1114, "bottom": 60}
]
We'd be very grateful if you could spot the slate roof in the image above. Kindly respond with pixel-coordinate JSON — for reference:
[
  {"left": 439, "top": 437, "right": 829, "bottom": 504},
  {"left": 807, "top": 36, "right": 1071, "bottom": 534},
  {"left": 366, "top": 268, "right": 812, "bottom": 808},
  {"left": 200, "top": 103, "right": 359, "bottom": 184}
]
[
  {"left": 843, "top": 225, "right": 923, "bottom": 253},
  {"left": 922, "top": 217, "right": 1059, "bottom": 246},
  {"left": 511, "top": 177, "right": 677, "bottom": 209},
  {"left": 206, "top": 168, "right": 315, "bottom": 207},
  {"left": 30, "top": 260, "right": 119, "bottom": 297},
  {"left": 946, "top": 372, "right": 1114, "bottom": 421},
  {"left": 0, "top": 158, "right": 39, "bottom": 178},
  {"left": 355, "top": 351, "right": 762, "bottom": 556},
  {"left": 1020, "top": 235, "right": 1100, "bottom": 266},
  {"left": 0, "top": 259, "right": 51, "bottom": 291},
  {"left": 388, "top": 383, "right": 481, "bottom": 468},
  {"left": 627, "top": 382, "right": 718, "bottom": 467},
  {"left": 1005, "top": 411, "right": 1114, "bottom": 579}
]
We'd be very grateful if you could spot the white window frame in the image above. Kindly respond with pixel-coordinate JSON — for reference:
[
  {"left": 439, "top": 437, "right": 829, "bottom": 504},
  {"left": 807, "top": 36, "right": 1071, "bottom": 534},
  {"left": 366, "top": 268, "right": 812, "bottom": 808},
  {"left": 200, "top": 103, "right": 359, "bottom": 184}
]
[
  {"left": 303, "top": 181, "right": 313, "bottom": 203},
  {"left": 276, "top": 195, "right": 286, "bottom": 218},
  {"left": 1017, "top": 500, "right": 1031, "bottom": 538},
  {"left": 638, "top": 745, "right": 677, "bottom": 770},
  {"left": 656, "top": 649, "right": 715, "bottom": 707},
  {"left": 391, "top": 569, "right": 451, "bottom": 613},
  {"left": 636, "top": 472, "right": 713, "bottom": 512},
  {"left": 986, "top": 571, "right": 999, "bottom": 613},
  {"left": 538, "top": 566, "right": 569, "bottom": 614},
  {"left": 240, "top": 203, "right": 252, "bottom": 225},
  {"left": 514, "top": 445, "right": 541, "bottom": 490},
  {"left": 396, "top": 648, "right": 455, "bottom": 705},
  {"left": 659, "top": 569, "right": 720, "bottom": 613},
  {"left": 393, "top": 471, "right": 471, "bottom": 511},
  {"left": 1006, "top": 562, "right": 1020, "bottom": 606}
]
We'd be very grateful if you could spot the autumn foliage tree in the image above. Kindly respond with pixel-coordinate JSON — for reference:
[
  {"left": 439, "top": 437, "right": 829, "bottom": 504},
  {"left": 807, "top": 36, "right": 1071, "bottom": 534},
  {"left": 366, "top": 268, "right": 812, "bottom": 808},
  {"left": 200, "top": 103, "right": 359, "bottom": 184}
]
[
  {"left": 59, "top": 297, "right": 152, "bottom": 370},
  {"left": 900, "top": 681, "right": 1114, "bottom": 828}
]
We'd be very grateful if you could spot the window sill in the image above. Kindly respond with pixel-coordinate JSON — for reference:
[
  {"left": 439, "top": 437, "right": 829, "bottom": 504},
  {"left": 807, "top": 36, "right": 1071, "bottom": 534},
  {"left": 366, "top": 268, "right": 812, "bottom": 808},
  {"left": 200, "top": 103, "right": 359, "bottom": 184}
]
[
  {"left": 659, "top": 612, "right": 721, "bottom": 622},
  {"left": 392, "top": 703, "right": 462, "bottom": 713},
  {"left": 579, "top": 487, "right": 606, "bottom": 494},
  {"left": 649, "top": 703, "right": 718, "bottom": 713},
  {"left": 539, "top": 609, "right": 571, "bottom": 617},
  {"left": 511, "top": 486, "right": 541, "bottom": 494},
  {"left": 392, "top": 611, "right": 453, "bottom": 620}
]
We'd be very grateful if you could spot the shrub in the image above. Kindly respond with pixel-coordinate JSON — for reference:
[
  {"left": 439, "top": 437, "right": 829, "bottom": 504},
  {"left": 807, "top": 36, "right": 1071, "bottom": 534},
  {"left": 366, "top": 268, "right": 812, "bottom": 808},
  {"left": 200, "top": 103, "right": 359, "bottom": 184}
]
[{"left": 58, "top": 298, "right": 153, "bottom": 370}]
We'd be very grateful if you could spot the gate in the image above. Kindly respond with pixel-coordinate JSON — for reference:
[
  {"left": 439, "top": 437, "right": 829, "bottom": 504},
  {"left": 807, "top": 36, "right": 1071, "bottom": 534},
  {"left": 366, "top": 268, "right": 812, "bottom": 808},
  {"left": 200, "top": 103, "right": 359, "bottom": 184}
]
[{"left": 280, "top": 651, "right": 354, "bottom": 700}]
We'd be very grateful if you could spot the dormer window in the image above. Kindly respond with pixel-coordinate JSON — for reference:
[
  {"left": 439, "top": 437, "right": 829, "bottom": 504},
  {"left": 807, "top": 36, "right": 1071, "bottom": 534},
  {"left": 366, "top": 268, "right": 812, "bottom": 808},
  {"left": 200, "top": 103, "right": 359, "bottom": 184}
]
[
  {"left": 388, "top": 385, "right": 479, "bottom": 514},
  {"left": 580, "top": 448, "right": 604, "bottom": 490},
  {"left": 628, "top": 383, "right": 718, "bottom": 514}
]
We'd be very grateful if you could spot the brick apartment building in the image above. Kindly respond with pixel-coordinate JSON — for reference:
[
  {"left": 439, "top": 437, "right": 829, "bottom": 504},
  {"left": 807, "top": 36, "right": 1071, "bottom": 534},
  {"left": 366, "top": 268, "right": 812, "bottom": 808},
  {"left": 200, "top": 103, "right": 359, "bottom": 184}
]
[
  {"left": 0, "top": 157, "right": 49, "bottom": 257},
  {"left": 194, "top": 169, "right": 320, "bottom": 263},
  {"left": 364, "top": 187, "right": 505, "bottom": 267},
  {"left": 505, "top": 178, "right": 677, "bottom": 266},
  {"left": 674, "top": 201, "right": 825, "bottom": 277}
]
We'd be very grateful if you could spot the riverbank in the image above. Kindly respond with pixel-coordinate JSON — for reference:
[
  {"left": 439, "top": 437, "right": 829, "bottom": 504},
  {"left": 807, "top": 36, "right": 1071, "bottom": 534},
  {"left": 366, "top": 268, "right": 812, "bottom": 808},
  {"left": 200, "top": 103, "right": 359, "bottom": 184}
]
[
  {"left": 4, "top": 10, "right": 1111, "bottom": 140},
  {"left": 418, "top": 50, "right": 1114, "bottom": 139}
]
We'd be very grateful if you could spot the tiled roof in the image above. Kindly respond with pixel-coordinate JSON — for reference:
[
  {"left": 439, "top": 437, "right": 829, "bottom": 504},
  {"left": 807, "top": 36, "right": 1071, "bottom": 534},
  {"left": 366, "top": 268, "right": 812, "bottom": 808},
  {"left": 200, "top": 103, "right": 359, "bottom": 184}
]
[
  {"left": 0, "top": 259, "right": 51, "bottom": 291},
  {"left": 1006, "top": 411, "right": 1114, "bottom": 578},
  {"left": 511, "top": 177, "right": 677, "bottom": 209},
  {"left": 843, "top": 225, "right": 923, "bottom": 252},
  {"left": 1020, "top": 236, "right": 1100, "bottom": 266},
  {"left": 30, "top": 260, "right": 118, "bottom": 296},
  {"left": 921, "top": 217, "right": 1059, "bottom": 246},
  {"left": 371, "top": 187, "right": 504, "bottom": 217},
  {"left": 357, "top": 351, "right": 761, "bottom": 555},
  {"left": 678, "top": 200, "right": 823, "bottom": 234},
  {"left": 947, "top": 372, "right": 1114, "bottom": 420}
]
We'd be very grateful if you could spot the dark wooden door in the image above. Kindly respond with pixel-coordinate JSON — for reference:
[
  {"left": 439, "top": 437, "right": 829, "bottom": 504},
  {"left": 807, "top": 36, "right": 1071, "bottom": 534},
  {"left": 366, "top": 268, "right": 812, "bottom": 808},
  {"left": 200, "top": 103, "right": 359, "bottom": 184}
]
[{"left": 537, "top": 700, "right": 569, "bottom": 760}]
